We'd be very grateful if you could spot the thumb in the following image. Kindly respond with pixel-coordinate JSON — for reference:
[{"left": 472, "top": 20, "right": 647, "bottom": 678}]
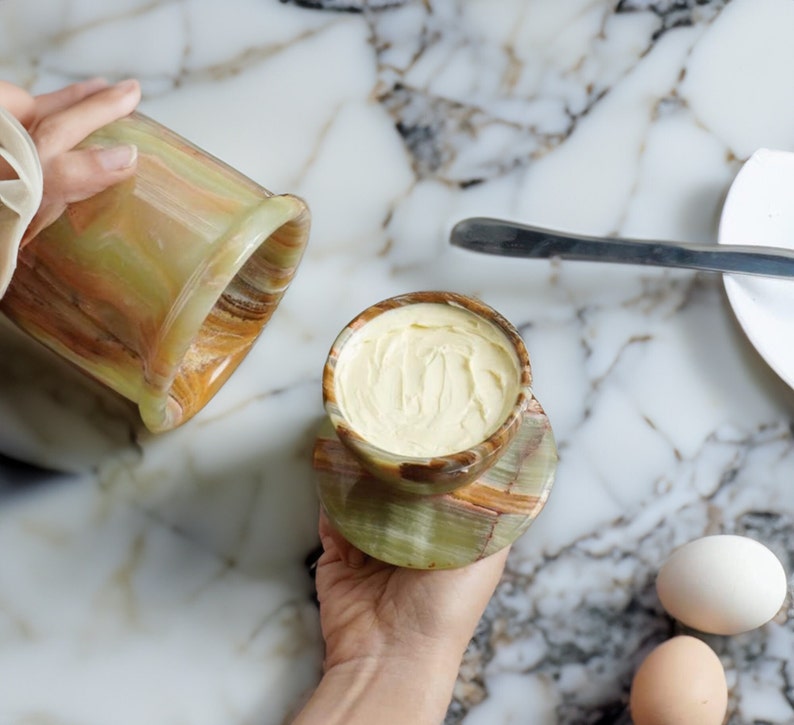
[
  {"left": 59, "top": 144, "right": 138, "bottom": 202},
  {"left": 23, "top": 144, "right": 137, "bottom": 245},
  {"left": 319, "top": 509, "right": 367, "bottom": 569}
]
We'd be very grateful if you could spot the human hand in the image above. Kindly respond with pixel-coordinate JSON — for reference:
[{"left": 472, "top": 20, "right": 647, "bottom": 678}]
[
  {"left": 0, "top": 77, "right": 141, "bottom": 244},
  {"left": 291, "top": 511, "right": 509, "bottom": 724},
  {"left": 315, "top": 510, "right": 509, "bottom": 671}
]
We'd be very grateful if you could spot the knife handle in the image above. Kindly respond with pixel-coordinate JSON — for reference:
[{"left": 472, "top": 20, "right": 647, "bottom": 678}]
[{"left": 450, "top": 217, "right": 794, "bottom": 279}]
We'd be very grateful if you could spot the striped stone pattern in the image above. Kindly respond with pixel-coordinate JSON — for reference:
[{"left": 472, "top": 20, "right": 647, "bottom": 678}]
[
  {"left": 313, "top": 393, "right": 557, "bottom": 569},
  {"left": 0, "top": 113, "right": 311, "bottom": 433},
  {"left": 315, "top": 290, "right": 557, "bottom": 569}
]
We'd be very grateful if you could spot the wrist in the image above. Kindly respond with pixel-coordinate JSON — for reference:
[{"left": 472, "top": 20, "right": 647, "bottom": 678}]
[{"left": 292, "top": 649, "right": 462, "bottom": 725}]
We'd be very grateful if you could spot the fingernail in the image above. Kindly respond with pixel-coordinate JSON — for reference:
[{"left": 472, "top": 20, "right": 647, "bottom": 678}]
[
  {"left": 99, "top": 144, "right": 137, "bottom": 171},
  {"left": 115, "top": 78, "right": 139, "bottom": 93},
  {"left": 82, "top": 77, "right": 109, "bottom": 92}
]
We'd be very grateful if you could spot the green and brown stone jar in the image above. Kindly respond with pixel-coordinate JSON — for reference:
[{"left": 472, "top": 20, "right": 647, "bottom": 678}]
[{"left": 313, "top": 291, "right": 558, "bottom": 569}]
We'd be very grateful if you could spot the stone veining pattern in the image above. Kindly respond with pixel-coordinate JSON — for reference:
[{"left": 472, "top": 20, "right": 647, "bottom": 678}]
[{"left": 1, "top": 1, "right": 793, "bottom": 723}]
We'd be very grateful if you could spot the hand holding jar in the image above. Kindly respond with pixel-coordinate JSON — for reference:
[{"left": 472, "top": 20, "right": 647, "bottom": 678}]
[
  {"left": 0, "top": 77, "right": 141, "bottom": 247},
  {"left": 291, "top": 511, "right": 510, "bottom": 725}
]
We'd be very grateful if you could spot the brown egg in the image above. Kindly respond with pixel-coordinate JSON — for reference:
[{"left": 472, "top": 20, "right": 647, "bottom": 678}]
[{"left": 629, "top": 636, "right": 728, "bottom": 725}]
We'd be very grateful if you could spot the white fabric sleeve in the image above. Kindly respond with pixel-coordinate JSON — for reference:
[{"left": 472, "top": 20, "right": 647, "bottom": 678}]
[{"left": 0, "top": 106, "right": 43, "bottom": 299}]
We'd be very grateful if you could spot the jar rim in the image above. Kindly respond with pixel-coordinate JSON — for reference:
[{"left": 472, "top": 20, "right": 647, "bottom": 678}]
[{"left": 322, "top": 291, "right": 532, "bottom": 491}]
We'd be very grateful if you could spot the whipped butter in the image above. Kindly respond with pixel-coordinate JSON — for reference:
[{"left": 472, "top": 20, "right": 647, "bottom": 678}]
[{"left": 334, "top": 302, "right": 521, "bottom": 457}]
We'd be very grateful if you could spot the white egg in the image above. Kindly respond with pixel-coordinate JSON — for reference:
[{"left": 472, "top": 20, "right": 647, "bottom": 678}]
[{"left": 656, "top": 534, "right": 788, "bottom": 635}]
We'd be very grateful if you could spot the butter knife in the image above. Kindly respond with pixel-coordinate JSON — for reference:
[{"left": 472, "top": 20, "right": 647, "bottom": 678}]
[{"left": 450, "top": 217, "right": 794, "bottom": 279}]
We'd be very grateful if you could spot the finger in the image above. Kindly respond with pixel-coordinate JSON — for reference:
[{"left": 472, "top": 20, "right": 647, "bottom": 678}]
[
  {"left": 318, "top": 509, "right": 366, "bottom": 569},
  {"left": 454, "top": 545, "right": 511, "bottom": 602},
  {"left": 31, "top": 79, "right": 141, "bottom": 159},
  {"left": 466, "top": 545, "right": 510, "bottom": 580},
  {"left": 49, "top": 144, "right": 138, "bottom": 203},
  {"left": 31, "top": 78, "right": 111, "bottom": 119},
  {"left": 0, "top": 81, "right": 36, "bottom": 125},
  {"left": 21, "top": 144, "right": 138, "bottom": 246},
  {"left": 21, "top": 207, "right": 62, "bottom": 248},
  {"left": 481, "top": 544, "right": 510, "bottom": 577}
]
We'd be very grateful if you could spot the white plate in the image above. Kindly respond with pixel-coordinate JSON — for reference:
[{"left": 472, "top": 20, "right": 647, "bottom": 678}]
[{"left": 719, "top": 148, "right": 794, "bottom": 390}]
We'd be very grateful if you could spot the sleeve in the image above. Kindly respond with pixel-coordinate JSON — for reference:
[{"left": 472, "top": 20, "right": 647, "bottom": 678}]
[{"left": 0, "top": 106, "right": 43, "bottom": 299}]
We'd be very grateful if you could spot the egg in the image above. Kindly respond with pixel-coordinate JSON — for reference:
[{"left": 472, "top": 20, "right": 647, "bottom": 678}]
[
  {"left": 656, "top": 534, "right": 788, "bottom": 635},
  {"left": 629, "top": 635, "right": 727, "bottom": 725}
]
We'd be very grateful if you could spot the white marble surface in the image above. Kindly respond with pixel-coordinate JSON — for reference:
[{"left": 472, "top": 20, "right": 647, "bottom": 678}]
[{"left": 1, "top": 1, "right": 794, "bottom": 723}]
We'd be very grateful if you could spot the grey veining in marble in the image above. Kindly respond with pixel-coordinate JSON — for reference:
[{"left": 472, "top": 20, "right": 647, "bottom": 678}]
[{"left": 1, "top": 1, "right": 793, "bottom": 724}]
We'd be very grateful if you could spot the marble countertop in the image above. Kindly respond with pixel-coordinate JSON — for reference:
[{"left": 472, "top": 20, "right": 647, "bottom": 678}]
[{"left": 1, "top": 1, "right": 794, "bottom": 723}]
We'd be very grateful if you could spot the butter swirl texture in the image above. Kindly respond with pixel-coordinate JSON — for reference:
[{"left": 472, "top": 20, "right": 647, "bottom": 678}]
[{"left": 334, "top": 302, "right": 521, "bottom": 457}]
